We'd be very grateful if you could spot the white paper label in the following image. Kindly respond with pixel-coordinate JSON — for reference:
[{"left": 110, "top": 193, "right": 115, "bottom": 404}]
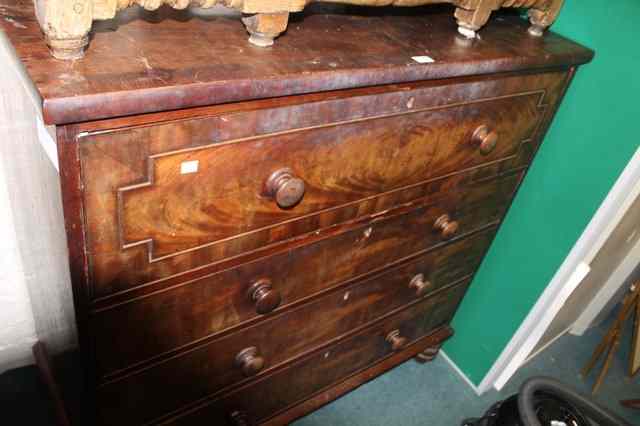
[
  {"left": 180, "top": 160, "right": 199, "bottom": 174},
  {"left": 411, "top": 55, "right": 435, "bottom": 64}
]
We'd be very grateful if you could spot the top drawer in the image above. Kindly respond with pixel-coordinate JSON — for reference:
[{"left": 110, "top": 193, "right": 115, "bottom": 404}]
[{"left": 79, "top": 72, "right": 567, "bottom": 293}]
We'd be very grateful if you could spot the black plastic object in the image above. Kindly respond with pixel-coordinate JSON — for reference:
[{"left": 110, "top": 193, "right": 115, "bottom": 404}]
[
  {"left": 461, "top": 376, "right": 632, "bottom": 426},
  {"left": 518, "top": 377, "right": 631, "bottom": 426}
]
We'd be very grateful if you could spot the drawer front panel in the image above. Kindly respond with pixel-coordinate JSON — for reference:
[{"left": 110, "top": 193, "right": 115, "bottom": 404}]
[
  {"left": 98, "top": 272, "right": 472, "bottom": 424},
  {"left": 97, "top": 280, "right": 470, "bottom": 426},
  {"left": 89, "top": 160, "right": 521, "bottom": 298},
  {"left": 93, "top": 225, "right": 495, "bottom": 378},
  {"left": 116, "top": 94, "right": 536, "bottom": 259},
  {"left": 80, "top": 72, "right": 568, "bottom": 298}
]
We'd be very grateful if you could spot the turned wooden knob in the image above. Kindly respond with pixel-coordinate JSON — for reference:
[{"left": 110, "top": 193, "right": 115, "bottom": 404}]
[
  {"left": 471, "top": 124, "right": 498, "bottom": 155},
  {"left": 265, "top": 168, "right": 305, "bottom": 208},
  {"left": 229, "top": 411, "right": 250, "bottom": 426},
  {"left": 409, "top": 273, "right": 432, "bottom": 297},
  {"left": 234, "top": 347, "right": 265, "bottom": 377},
  {"left": 386, "top": 330, "right": 408, "bottom": 351},
  {"left": 247, "top": 278, "right": 281, "bottom": 315},
  {"left": 433, "top": 214, "right": 459, "bottom": 240}
]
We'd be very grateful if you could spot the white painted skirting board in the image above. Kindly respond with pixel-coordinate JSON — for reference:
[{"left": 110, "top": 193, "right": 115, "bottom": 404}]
[
  {"left": 440, "top": 350, "right": 481, "bottom": 396},
  {"left": 476, "top": 146, "right": 640, "bottom": 394}
]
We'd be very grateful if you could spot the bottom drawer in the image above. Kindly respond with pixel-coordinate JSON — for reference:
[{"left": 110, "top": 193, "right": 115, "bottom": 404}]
[{"left": 160, "top": 280, "right": 471, "bottom": 425}]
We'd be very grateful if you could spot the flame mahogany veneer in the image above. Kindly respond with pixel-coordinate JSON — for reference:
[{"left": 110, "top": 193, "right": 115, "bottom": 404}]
[{"left": 0, "top": 3, "right": 592, "bottom": 425}]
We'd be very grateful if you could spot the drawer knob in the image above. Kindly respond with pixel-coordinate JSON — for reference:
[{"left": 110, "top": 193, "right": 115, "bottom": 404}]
[
  {"left": 471, "top": 124, "right": 498, "bottom": 155},
  {"left": 434, "top": 214, "right": 459, "bottom": 240},
  {"left": 235, "top": 347, "right": 265, "bottom": 377},
  {"left": 386, "top": 330, "right": 408, "bottom": 351},
  {"left": 409, "top": 273, "right": 432, "bottom": 297},
  {"left": 229, "top": 411, "right": 250, "bottom": 426},
  {"left": 266, "top": 168, "right": 305, "bottom": 209},
  {"left": 248, "top": 278, "right": 281, "bottom": 315}
]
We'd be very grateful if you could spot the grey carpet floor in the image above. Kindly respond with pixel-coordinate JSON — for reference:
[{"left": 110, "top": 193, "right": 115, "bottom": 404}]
[{"left": 294, "top": 313, "right": 640, "bottom": 426}]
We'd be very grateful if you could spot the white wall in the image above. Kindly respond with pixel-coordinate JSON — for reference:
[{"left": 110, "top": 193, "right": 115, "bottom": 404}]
[{"left": 0, "top": 32, "right": 77, "bottom": 372}]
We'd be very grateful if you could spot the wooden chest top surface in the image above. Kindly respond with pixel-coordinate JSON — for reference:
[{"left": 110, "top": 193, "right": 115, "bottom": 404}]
[{"left": 0, "top": 0, "right": 592, "bottom": 125}]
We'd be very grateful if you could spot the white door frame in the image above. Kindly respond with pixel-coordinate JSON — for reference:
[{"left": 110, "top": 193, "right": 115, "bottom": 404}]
[{"left": 476, "top": 146, "right": 640, "bottom": 393}]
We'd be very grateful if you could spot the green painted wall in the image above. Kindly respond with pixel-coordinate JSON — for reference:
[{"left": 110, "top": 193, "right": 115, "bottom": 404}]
[{"left": 445, "top": 0, "right": 640, "bottom": 385}]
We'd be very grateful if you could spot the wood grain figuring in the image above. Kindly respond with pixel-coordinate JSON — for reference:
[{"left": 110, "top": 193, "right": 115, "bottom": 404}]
[
  {"left": 116, "top": 93, "right": 537, "bottom": 259},
  {"left": 79, "top": 71, "right": 568, "bottom": 298},
  {"left": 92, "top": 226, "right": 497, "bottom": 378},
  {"left": 91, "top": 160, "right": 520, "bottom": 298},
  {"left": 0, "top": 1, "right": 593, "bottom": 124},
  {"left": 96, "top": 280, "right": 470, "bottom": 425},
  {"left": 87, "top": 158, "right": 521, "bottom": 313}
]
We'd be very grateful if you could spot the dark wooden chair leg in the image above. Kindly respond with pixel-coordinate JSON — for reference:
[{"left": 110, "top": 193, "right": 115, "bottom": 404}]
[{"left": 33, "top": 341, "right": 71, "bottom": 426}]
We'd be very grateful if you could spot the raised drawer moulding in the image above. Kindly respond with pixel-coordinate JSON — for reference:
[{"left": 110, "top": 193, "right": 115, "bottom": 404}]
[{"left": 35, "top": 0, "right": 565, "bottom": 59}]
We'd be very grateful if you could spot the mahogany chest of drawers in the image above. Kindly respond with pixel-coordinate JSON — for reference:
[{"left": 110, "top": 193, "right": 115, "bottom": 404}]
[{"left": 0, "top": 2, "right": 593, "bottom": 424}]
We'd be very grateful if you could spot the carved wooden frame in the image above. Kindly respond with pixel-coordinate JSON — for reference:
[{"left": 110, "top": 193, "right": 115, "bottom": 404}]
[{"left": 35, "top": 0, "right": 564, "bottom": 59}]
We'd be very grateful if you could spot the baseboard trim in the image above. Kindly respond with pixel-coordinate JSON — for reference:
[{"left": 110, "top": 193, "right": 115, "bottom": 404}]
[{"left": 440, "top": 350, "right": 482, "bottom": 396}]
